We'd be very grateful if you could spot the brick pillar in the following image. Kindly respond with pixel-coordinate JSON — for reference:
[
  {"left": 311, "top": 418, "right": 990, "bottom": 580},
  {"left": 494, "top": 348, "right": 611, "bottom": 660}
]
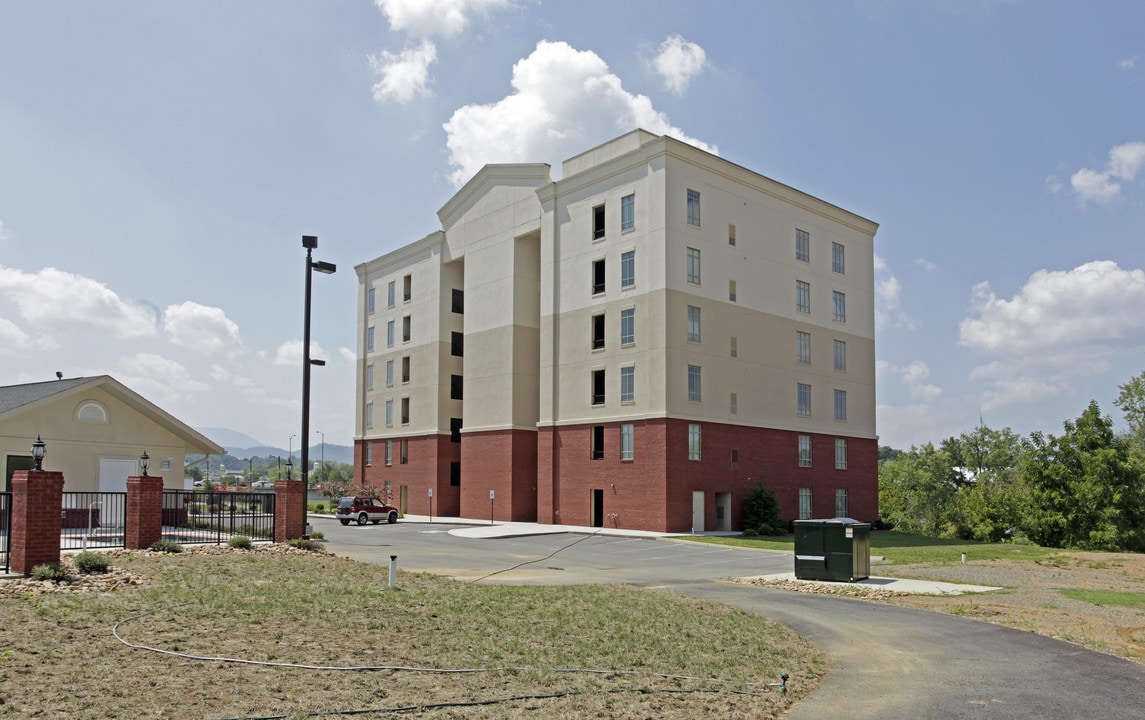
[
  {"left": 10, "top": 469, "right": 65, "bottom": 576},
  {"left": 125, "top": 475, "right": 164, "bottom": 550},
  {"left": 274, "top": 480, "right": 305, "bottom": 542}
]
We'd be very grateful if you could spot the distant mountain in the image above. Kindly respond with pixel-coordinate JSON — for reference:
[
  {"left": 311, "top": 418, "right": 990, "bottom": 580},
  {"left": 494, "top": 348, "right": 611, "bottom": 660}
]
[
  {"left": 227, "top": 444, "right": 355, "bottom": 465},
  {"left": 196, "top": 427, "right": 267, "bottom": 449}
]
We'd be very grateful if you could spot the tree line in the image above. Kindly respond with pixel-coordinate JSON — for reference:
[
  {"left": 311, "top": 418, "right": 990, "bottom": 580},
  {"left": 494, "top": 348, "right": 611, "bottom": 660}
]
[{"left": 878, "top": 371, "right": 1145, "bottom": 552}]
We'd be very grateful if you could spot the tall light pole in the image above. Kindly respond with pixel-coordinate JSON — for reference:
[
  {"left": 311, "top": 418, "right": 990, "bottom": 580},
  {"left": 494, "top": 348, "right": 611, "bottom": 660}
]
[{"left": 301, "top": 235, "right": 336, "bottom": 537}]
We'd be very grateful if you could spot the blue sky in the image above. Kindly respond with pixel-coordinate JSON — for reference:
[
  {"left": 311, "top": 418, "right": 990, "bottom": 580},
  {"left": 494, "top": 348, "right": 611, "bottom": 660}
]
[{"left": 1, "top": 1, "right": 1143, "bottom": 452}]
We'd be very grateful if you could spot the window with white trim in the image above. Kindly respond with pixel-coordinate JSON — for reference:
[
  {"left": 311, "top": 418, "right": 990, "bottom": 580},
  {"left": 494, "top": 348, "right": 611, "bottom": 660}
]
[
  {"left": 621, "top": 250, "right": 635, "bottom": 289},
  {"left": 833, "top": 340, "right": 847, "bottom": 372},
  {"left": 621, "top": 193, "right": 634, "bottom": 232},
  {"left": 620, "top": 308, "right": 635, "bottom": 346},
  {"left": 620, "top": 365, "right": 634, "bottom": 403},
  {"left": 385, "top": 399, "right": 393, "bottom": 427},
  {"left": 799, "top": 486, "right": 812, "bottom": 518},
  {"left": 688, "top": 423, "right": 702, "bottom": 460},
  {"left": 687, "top": 189, "right": 701, "bottom": 226},
  {"left": 687, "top": 305, "right": 701, "bottom": 343},
  {"left": 832, "top": 242, "right": 845, "bottom": 274},
  {"left": 688, "top": 364, "right": 702, "bottom": 402},
  {"left": 798, "top": 383, "right": 811, "bottom": 416},
  {"left": 385, "top": 359, "right": 394, "bottom": 387},
  {"left": 387, "top": 281, "right": 395, "bottom": 308},
  {"left": 365, "top": 402, "right": 374, "bottom": 429},
  {"left": 797, "top": 331, "right": 811, "bottom": 364},
  {"left": 368, "top": 287, "right": 375, "bottom": 314},
  {"left": 796, "top": 280, "right": 810, "bottom": 314},
  {"left": 835, "top": 438, "right": 848, "bottom": 469},
  {"left": 384, "top": 440, "right": 392, "bottom": 466},
  {"left": 834, "top": 389, "right": 847, "bottom": 421},
  {"left": 620, "top": 423, "right": 634, "bottom": 460},
  {"left": 367, "top": 326, "right": 375, "bottom": 353},
  {"left": 799, "top": 436, "right": 812, "bottom": 468},
  {"left": 386, "top": 321, "right": 394, "bottom": 348},
  {"left": 687, "top": 247, "right": 701, "bottom": 284},
  {"left": 796, "top": 228, "right": 810, "bottom": 263},
  {"left": 833, "top": 291, "right": 846, "bottom": 323},
  {"left": 730, "top": 392, "right": 737, "bottom": 414},
  {"left": 836, "top": 488, "right": 848, "bottom": 517}
]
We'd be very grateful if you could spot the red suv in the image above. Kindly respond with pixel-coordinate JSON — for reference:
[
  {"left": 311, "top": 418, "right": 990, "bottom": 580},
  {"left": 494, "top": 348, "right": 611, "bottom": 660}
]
[{"left": 336, "top": 496, "right": 399, "bottom": 526}]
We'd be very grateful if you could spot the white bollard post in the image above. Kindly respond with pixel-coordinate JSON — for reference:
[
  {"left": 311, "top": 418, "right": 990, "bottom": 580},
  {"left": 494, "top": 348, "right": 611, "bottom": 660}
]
[
  {"left": 961, "top": 552, "right": 967, "bottom": 565},
  {"left": 389, "top": 554, "right": 397, "bottom": 589}
]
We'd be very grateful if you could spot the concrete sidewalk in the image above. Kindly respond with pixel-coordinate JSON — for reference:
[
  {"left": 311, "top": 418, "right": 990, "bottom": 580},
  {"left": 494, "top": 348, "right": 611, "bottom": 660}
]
[{"left": 745, "top": 571, "right": 1001, "bottom": 596}]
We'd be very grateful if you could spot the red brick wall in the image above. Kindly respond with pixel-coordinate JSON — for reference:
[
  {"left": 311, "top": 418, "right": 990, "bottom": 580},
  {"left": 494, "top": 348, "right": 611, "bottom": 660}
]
[
  {"left": 9, "top": 470, "right": 65, "bottom": 575},
  {"left": 356, "top": 435, "right": 460, "bottom": 516},
  {"left": 541, "top": 419, "right": 877, "bottom": 532},
  {"left": 460, "top": 428, "right": 537, "bottom": 522},
  {"left": 273, "top": 480, "right": 306, "bottom": 541}
]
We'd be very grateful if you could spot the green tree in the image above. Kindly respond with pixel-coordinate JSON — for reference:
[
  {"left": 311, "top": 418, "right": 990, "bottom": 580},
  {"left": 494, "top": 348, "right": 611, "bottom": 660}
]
[
  {"left": 941, "top": 424, "right": 1027, "bottom": 541},
  {"left": 741, "top": 474, "right": 785, "bottom": 535},
  {"left": 1114, "top": 371, "right": 1145, "bottom": 449},
  {"left": 877, "top": 443, "right": 958, "bottom": 535},
  {"left": 1019, "top": 401, "right": 1145, "bottom": 551}
]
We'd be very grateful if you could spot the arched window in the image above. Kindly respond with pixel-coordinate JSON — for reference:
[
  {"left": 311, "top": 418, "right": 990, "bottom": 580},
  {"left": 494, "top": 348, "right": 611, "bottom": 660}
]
[{"left": 76, "top": 401, "right": 108, "bottom": 423}]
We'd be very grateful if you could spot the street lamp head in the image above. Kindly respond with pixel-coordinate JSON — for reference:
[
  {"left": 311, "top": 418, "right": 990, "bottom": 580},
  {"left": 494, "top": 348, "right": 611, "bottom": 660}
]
[
  {"left": 31, "top": 435, "right": 45, "bottom": 471},
  {"left": 285, "top": 458, "right": 293, "bottom": 480},
  {"left": 302, "top": 235, "right": 318, "bottom": 249},
  {"left": 140, "top": 451, "right": 150, "bottom": 477},
  {"left": 312, "top": 260, "right": 337, "bottom": 275}
]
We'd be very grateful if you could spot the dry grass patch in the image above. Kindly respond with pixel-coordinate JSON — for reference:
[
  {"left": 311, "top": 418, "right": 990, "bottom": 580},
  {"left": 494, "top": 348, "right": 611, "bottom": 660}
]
[{"left": 0, "top": 546, "right": 820, "bottom": 719}]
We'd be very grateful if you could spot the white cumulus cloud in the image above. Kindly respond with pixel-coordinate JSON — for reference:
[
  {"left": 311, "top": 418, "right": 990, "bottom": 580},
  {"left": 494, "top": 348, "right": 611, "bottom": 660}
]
[
  {"left": 272, "top": 340, "right": 330, "bottom": 367},
  {"left": 873, "top": 255, "right": 917, "bottom": 330},
  {"left": 443, "top": 40, "right": 717, "bottom": 186},
  {"left": 0, "top": 265, "right": 156, "bottom": 340},
  {"left": 653, "top": 35, "right": 708, "bottom": 95},
  {"left": 0, "top": 317, "right": 31, "bottom": 353},
  {"left": 960, "top": 260, "right": 1145, "bottom": 409},
  {"left": 163, "top": 301, "right": 243, "bottom": 359},
  {"left": 1069, "top": 141, "right": 1145, "bottom": 205},
  {"left": 114, "top": 353, "right": 209, "bottom": 404},
  {"left": 374, "top": 0, "right": 510, "bottom": 39},
  {"left": 370, "top": 39, "right": 437, "bottom": 103}
]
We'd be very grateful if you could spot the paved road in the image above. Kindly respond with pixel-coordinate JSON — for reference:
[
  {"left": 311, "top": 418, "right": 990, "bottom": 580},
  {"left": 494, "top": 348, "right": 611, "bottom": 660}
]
[{"left": 316, "top": 517, "right": 1145, "bottom": 720}]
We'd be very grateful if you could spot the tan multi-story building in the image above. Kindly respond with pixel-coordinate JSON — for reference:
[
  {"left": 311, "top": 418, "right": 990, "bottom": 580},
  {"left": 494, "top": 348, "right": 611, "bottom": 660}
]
[{"left": 355, "top": 130, "right": 878, "bottom": 532}]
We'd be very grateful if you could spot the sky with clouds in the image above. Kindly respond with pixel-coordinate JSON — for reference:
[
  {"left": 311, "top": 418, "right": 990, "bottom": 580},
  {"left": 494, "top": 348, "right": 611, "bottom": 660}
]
[{"left": 0, "top": 1, "right": 1142, "bottom": 452}]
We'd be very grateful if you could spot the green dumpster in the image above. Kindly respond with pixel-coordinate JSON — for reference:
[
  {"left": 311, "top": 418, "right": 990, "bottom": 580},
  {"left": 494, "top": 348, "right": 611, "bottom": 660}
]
[{"left": 793, "top": 518, "right": 870, "bottom": 582}]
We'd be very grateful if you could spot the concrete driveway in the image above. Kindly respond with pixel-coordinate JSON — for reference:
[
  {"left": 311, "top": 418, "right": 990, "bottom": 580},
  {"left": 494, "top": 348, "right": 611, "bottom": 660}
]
[{"left": 316, "top": 516, "right": 1145, "bottom": 719}]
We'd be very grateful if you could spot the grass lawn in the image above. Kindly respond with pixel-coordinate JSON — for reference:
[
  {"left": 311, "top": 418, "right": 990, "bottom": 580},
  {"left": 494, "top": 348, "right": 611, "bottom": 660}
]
[
  {"left": 1059, "top": 589, "right": 1145, "bottom": 609},
  {"left": 681, "top": 530, "right": 1058, "bottom": 565},
  {"left": 0, "top": 547, "right": 820, "bottom": 719}
]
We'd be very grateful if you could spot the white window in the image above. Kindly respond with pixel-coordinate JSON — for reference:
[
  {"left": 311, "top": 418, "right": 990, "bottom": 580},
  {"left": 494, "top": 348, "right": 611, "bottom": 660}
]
[
  {"left": 797, "top": 331, "right": 811, "bottom": 364},
  {"left": 835, "top": 438, "right": 848, "bottom": 470},
  {"left": 796, "top": 280, "right": 810, "bottom": 314},
  {"left": 368, "top": 287, "right": 376, "bottom": 314},
  {"left": 834, "top": 389, "right": 847, "bottom": 421},
  {"left": 620, "top": 308, "right": 635, "bottom": 346},
  {"left": 730, "top": 336, "right": 737, "bottom": 358},
  {"left": 688, "top": 364, "right": 702, "bottom": 402},
  {"left": 799, "top": 436, "right": 812, "bottom": 469},
  {"left": 620, "top": 423, "right": 634, "bottom": 460},
  {"left": 620, "top": 365, "right": 635, "bottom": 403},
  {"left": 366, "top": 326, "right": 375, "bottom": 353},
  {"left": 403, "top": 274, "right": 412, "bottom": 302},
  {"left": 836, "top": 488, "right": 849, "bottom": 517},
  {"left": 688, "top": 423, "right": 702, "bottom": 460},
  {"left": 366, "top": 364, "right": 374, "bottom": 391},
  {"left": 686, "top": 247, "right": 701, "bottom": 284},
  {"left": 729, "top": 279, "right": 737, "bottom": 302},
  {"left": 728, "top": 224, "right": 736, "bottom": 246},
  {"left": 385, "top": 399, "right": 393, "bottom": 427},
  {"left": 687, "top": 189, "right": 701, "bottom": 226},
  {"left": 799, "top": 486, "right": 812, "bottom": 518},
  {"left": 387, "top": 281, "right": 395, "bottom": 308},
  {"left": 385, "top": 440, "right": 392, "bottom": 466},
  {"left": 402, "top": 315, "right": 411, "bottom": 342},
  {"left": 365, "top": 402, "right": 374, "bottom": 429},
  {"left": 621, "top": 250, "right": 635, "bottom": 289},
  {"left": 833, "top": 340, "right": 846, "bottom": 372},
  {"left": 798, "top": 383, "right": 811, "bottom": 416},
  {"left": 796, "top": 228, "right": 810, "bottom": 262},
  {"left": 385, "top": 359, "right": 394, "bottom": 387},
  {"left": 621, "top": 193, "right": 635, "bottom": 232},
  {"left": 687, "top": 305, "right": 701, "bottom": 343},
  {"left": 365, "top": 442, "right": 372, "bottom": 466},
  {"left": 618, "top": 364, "right": 636, "bottom": 405},
  {"left": 730, "top": 392, "right": 738, "bottom": 415},
  {"left": 77, "top": 402, "right": 107, "bottom": 422},
  {"left": 386, "top": 321, "right": 394, "bottom": 348},
  {"left": 832, "top": 242, "right": 845, "bottom": 274},
  {"left": 833, "top": 291, "right": 846, "bottom": 323}
]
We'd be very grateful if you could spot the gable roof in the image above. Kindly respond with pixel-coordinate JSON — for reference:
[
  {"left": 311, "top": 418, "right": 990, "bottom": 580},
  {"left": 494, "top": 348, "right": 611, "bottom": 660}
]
[{"left": 0, "top": 375, "right": 224, "bottom": 456}]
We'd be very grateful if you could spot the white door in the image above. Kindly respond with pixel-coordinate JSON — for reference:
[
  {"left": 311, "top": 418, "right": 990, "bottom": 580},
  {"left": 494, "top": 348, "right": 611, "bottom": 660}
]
[
  {"left": 98, "top": 459, "right": 137, "bottom": 528},
  {"left": 692, "top": 491, "right": 705, "bottom": 533}
]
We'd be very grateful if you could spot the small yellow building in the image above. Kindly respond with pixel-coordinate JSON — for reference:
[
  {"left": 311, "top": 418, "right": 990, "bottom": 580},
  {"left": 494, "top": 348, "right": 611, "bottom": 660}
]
[{"left": 0, "top": 375, "right": 224, "bottom": 492}]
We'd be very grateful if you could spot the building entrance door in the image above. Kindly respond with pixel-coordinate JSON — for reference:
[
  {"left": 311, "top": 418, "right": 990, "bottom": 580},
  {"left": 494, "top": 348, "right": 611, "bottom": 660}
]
[
  {"left": 692, "top": 491, "right": 704, "bottom": 532},
  {"left": 591, "top": 489, "right": 604, "bottom": 527}
]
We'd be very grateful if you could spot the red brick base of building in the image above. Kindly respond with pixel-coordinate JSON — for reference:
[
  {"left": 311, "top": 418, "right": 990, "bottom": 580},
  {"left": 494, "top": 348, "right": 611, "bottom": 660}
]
[{"left": 359, "top": 420, "right": 876, "bottom": 533}]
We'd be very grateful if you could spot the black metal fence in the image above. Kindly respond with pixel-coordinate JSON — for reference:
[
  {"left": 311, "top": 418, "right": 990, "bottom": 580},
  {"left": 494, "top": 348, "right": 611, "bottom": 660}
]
[
  {"left": 161, "top": 490, "right": 275, "bottom": 545},
  {"left": 1, "top": 492, "right": 10, "bottom": 573},
  {"left": 61, "top": 491, "right": 127, "bottom": 551}
]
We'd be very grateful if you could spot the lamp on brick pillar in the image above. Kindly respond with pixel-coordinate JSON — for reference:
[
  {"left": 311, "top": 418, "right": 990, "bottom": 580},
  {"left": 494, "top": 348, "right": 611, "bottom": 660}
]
[
  {"left": 140, "top": 451, "right": 150, "bottom": 477},
  {"left": 31, "top": 435, "right": 45, "bottom": 470},
  {"left": 285, "top": 458, "right": 293, "bottom": 481}
]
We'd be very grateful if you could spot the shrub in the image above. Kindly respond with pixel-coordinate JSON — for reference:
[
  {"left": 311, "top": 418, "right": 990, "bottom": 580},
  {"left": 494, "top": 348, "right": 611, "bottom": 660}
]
[
  {"left": 287, "top": 538, "right": 322, "bottom": 552},
  {"left": 309, "top": 530, "right": 325, "bottom": 540},
  {"left": 150, "top": 539, "right": 183, "bottom": 553},
  {"left": 73, "top": 552, "right": 111, "bottom": 574},
  {"left": 742, "top": 527, "right": 757, "bottom": 537},
  {"left": 228, "top": 535, "right": 252, "bottom": 549},
  {"left": 31, "top": 563, "right": 68, "bottom": 582},
  {"left": 743, "top": 476, "right": 787, "bottom": 535}
]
